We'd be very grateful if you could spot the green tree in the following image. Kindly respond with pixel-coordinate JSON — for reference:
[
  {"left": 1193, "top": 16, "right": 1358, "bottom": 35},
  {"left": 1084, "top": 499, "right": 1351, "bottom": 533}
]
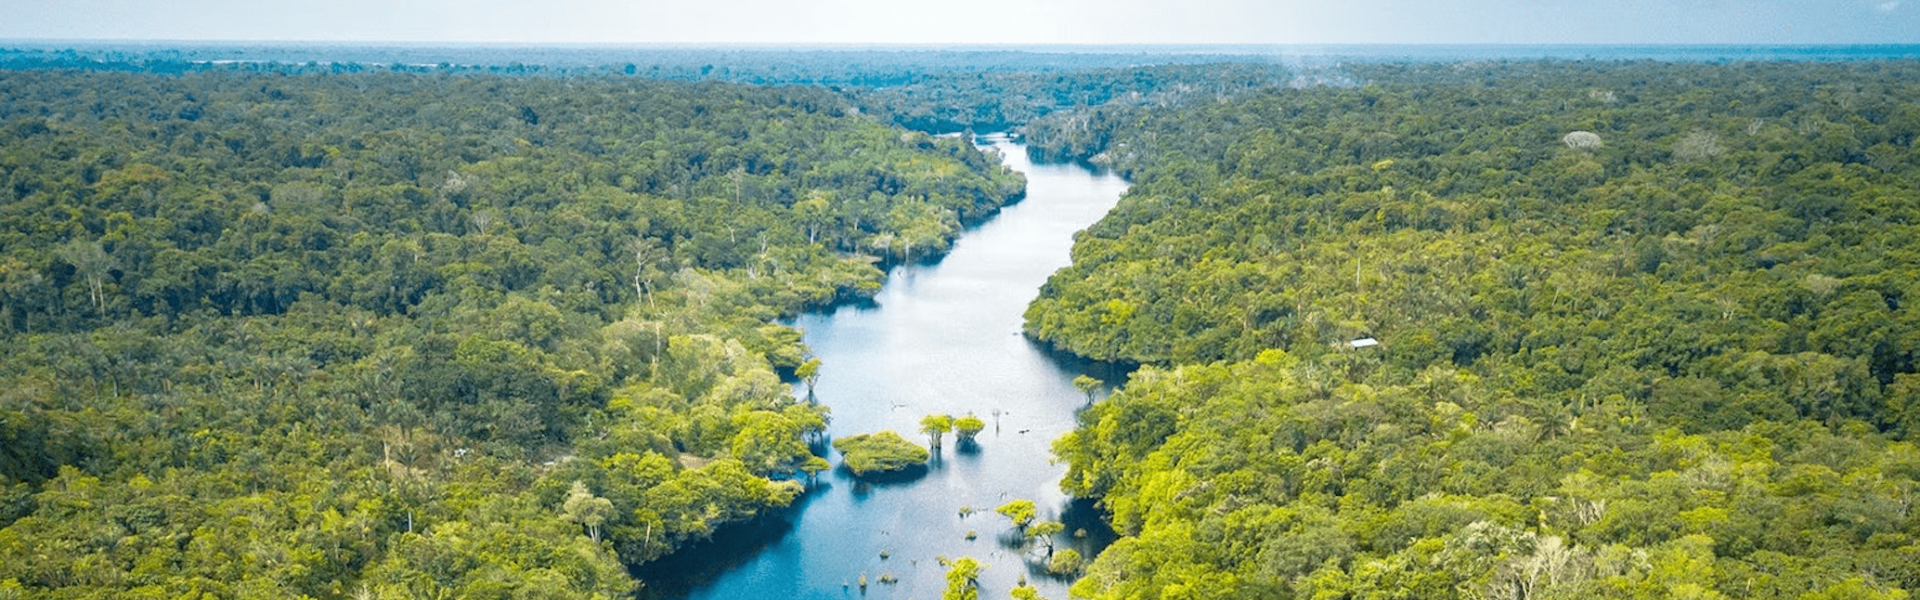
[
  {"left": 729, "top": 410, "right": 812, "bottom": 475},
  {"left": 996, "top": 499, "right": 1036, "bottom": 532},
  {"left": 1046, "top": 548, "right": 1083, "bottom": 575},
  {"left": 943, "top": 557, "right": 984, "bottom": 600},
  {"left": 1029, "top": 520, "right": 1065, "bottom": 556},
  {"left": 55, "top": 240, "right": 116, "bottom": 312},
  {"left": 1010, "top": 583, "right": 1046, "bottom": 600},
  {"left": 954, "top": 413, "right": 986, "bottom": 444},
  {"left": 795, "top": 357, "right": 823, "bottom": 396},
  {"left": 799, "top": 455, "right": 832, "bottom": 485},
  {"left": 1072, "top": 374, "right": 1102, "bottom": 404},
  {"left": 920, "top": 414, "right": 954, "bottom": 452},
  {"left": 562, "top": 480, "right": 615, "bottom": 544}
]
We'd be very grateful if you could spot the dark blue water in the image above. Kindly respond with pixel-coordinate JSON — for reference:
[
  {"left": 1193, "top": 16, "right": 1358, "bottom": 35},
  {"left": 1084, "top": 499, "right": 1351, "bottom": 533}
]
[{"left": 635, "top": 135, "right": 1129, "bottom": 600}]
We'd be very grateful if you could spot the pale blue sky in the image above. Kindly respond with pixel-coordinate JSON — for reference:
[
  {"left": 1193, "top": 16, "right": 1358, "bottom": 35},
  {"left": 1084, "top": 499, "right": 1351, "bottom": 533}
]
[{"left": 2, "top": 0, "right": 1915, "bottom": 44}]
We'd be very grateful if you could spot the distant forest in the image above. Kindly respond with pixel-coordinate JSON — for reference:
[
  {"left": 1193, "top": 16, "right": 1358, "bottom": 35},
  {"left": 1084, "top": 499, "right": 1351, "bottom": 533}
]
[{"left": 3, "top": 48, "right": 1919, "bottom": 600}]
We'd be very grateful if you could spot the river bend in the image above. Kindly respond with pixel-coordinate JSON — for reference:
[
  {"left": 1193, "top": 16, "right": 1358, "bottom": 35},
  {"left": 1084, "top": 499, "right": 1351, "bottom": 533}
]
[{"left": 639, "top": 135, "right": 1128, "bottom": 600}]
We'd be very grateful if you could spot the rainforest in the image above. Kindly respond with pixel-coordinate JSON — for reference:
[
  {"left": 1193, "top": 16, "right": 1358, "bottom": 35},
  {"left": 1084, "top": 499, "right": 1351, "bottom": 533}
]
[{"left": 2, "top": 46, "right": 1919, "bottom": 600}]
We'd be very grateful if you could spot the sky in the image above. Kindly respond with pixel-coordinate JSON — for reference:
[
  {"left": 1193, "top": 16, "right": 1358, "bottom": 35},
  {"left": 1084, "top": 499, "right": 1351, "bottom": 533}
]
[{"left": 1, "top": 0, "right": 1916, "bottom": 45}]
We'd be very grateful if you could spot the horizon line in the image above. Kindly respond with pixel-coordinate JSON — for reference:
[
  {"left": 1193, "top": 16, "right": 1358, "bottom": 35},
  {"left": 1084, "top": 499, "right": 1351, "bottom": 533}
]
[{"left": 7, "top": 39, "right": 1920, "bottom": 49}]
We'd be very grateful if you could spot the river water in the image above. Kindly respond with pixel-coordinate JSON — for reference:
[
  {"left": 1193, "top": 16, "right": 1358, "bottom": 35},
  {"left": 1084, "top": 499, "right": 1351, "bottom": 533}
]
[{"left": 636, "top": 135, "right": 1130, "bottom": 600}]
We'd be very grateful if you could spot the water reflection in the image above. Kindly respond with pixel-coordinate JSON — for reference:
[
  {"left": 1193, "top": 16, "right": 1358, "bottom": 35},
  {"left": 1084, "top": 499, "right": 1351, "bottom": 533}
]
[
  {"left": 633, "top": 489, "right": 820, "bottom": 599},
  {"left": 841, "top": 463, "right": 932, "bottom": 490}
]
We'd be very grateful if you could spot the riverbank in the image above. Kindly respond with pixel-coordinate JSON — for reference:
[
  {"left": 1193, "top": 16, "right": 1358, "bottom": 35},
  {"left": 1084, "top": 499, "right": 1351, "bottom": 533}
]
[{"left": 636, "top": 136, "right": 1129, "bottom": 600}]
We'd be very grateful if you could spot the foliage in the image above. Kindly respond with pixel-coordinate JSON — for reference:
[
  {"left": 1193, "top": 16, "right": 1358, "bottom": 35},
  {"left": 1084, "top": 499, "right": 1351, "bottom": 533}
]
[
  {"left": 10, "top": 47, "right": 1919, "bottom": 600},
  {"left": 943, "top": 557, "right": 984, "bottom": 600},
  {"left": 1010, "top": 582, "right": 1046, "bottom": 600},
  {"left": 1073, "top": 374, "right": 1103, "bottom": 403},
  {"left": 831, "top": 431, "right": 931, "bottom": 475},
  {"left": 795, "top": 357, "right": 822, "bottom": 395},
  {"left": 1029, "top": 520, "right": 1065, "bottom": 554},
  {"left": 1037, "top": 60, "right": 1920, "bottom": 600},
  {"left": 921, "top": 414, "right": 955, "bottom": 451},
  {"left": 0, "top": 66, "right": 1022, "bottom": 599},
  {"left": 954, "top": 414, "right": 986, "bottom": 443},
  {"left": 851, "top": 63, "right": 1294, "bottom": 135},
  {"left": 561, "top": 480, "right": 614, "bottom": 543},
  {"left": 1046, "top": 548, "right": 1084, "bottom": 576},
  {"left": 996, "top": 499, "right": 1037, "bottom": 530}
]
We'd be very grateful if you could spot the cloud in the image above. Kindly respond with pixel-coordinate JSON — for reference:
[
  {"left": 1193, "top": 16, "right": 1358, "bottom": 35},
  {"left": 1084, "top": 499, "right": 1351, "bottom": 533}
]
[{"left": 1879, "top": 0, "right": 1903, "bottom": 12}]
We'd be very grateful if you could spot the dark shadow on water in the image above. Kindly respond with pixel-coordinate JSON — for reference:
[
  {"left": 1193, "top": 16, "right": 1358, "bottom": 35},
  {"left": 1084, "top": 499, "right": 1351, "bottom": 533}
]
[
  {"left": 953, "top": 439, "right": 983, "bottom": 456},
  {"left": 631, "top": 490, "right": 822, "bottom": 600},
  {"left": 1021, "top": 146, "right": 1117, "bottom": 177},
  {"left": 1023, "top": 557, "right": 1080, "bottom": 583},
  {"left": 826, "top": 295, "right": 882, "bottom": 315},
  {"left": 995, "top": 499, "right": 1116, "bottom": 586},
  {"left": 1058, "top": 497, "right": 1119, "bottom": 557},
  {"left": 990, "top": 547, "right": 1084, "bottom": 584},
  {"left": 996, "top": 529, "right": 1029, "bottom": 550},
  {"left": 1024, "top": 335, "right": 1140, "bottom": 387},
  {"left": 836, "top": 463, "right": 931, "bottom": 495}
]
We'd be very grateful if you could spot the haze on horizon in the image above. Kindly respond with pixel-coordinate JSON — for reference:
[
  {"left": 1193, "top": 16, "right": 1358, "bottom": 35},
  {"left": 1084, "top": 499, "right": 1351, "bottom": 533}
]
[{"left": 2, "top": 0, "right": 1917, "bottom": 46}]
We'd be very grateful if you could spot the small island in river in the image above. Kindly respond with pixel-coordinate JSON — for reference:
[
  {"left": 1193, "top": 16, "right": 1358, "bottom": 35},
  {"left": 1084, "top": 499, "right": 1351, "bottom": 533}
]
[{"left": 831, "top": 431, "right": 931, "bottom": 475}]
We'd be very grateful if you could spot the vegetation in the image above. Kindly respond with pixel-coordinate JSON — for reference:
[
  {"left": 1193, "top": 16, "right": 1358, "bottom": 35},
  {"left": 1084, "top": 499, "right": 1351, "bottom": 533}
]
[
  {"left": 919, "top": 412, "right": 987, "bottom": 448},
  {"left": 1046, "top": 548, "right": 1084, "bottom": 576},
  {"left": 996, "top": 499, "right": 1038, "bottom": 531},
  {"left": 0, "top": 67, "right": 1022, "bottom": 599},
  {"left": 1029, "top": 521, "right": 1065, "bottom": 554},
  {"left": 6, "top": 45, "right": 1919, "bottom": 600},
  {"left": 943, "top": 557, "right": 985, "bottom": 600},
  {"left": 795, "top": 357, "right": 822, "bottom": 396},
  {"left": 997, "top": 497, "right": 1069, "bottom": 571},
  {"left": 830, "top": 431, "right": 931, "bottom": 475},
  {"left": 1073, "top": 374, "right": 1104, "bottom": 403},
  {"left": 954, "top": 413, "right": 986, "bottom": 444},
  {"left": 920, "top": 414, "right": 955, "bottom": 452},
  {"left": 1033, "top": 60, "right": 1920, "bottom": 600},
  {"left": 850, "top": 63, "right": 1293, "bottom": 135},
  {"left": 1010, "top": 582, "right": 1047, "bottom": 600}
]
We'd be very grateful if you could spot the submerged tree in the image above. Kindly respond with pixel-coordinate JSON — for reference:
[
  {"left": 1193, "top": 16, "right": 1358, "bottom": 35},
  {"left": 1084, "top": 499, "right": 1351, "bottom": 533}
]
[
  {"left": 943, "top": 557, "right": 984, "bottom": 600},
  {"left": 996, "top": 499, "right": 1036, "bottom": 532},
  {"left": 954, "top": 413, "right": 986, "bottom": 444},
  {"left": 800, "top": 455, "right": 832, "bottom": 485},
  {"left": 796, "top": 357, "right": 823, "bottom": 396},
  {"left": 920, "top": 414, "right": 954, "bottom": 452},
  {"left": 1029, "top": 520, "right": 1064, "bottom": 556}
]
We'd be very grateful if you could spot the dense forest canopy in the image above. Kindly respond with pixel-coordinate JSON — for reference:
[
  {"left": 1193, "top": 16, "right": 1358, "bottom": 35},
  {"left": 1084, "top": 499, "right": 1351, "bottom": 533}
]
[
  {"left": 4, "top": 46, "right": 1920, "bottom": 600},
  {"left": 1025, "top": 60, "right": 1920, "bottom": 599},
  {"left": 0, "top": 68, "right": 1022, "bottom": 599},
  {"left": 0, "top": 44, "right": 1301, "bottom": 82},
  {"left": 0, "top": 45, "right": 1305, "bottom": 136}
]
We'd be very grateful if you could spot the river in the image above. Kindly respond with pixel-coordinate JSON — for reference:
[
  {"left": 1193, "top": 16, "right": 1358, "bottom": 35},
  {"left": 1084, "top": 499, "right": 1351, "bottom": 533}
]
[{"left": 635, "top": 135, "right": 1130, "bottom": 600}]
